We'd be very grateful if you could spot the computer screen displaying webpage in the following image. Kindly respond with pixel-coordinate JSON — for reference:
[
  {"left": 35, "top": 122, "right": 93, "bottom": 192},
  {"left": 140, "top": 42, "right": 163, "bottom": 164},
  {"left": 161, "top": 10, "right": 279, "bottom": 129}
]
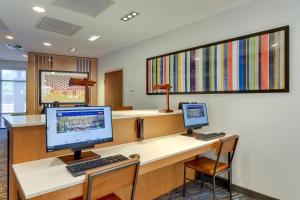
[
  {"left": 183, "top": 104, "right": 208, "bottom": 128},
  {"left": 46, "top": 106, "right": 112, "bottom": 151}
]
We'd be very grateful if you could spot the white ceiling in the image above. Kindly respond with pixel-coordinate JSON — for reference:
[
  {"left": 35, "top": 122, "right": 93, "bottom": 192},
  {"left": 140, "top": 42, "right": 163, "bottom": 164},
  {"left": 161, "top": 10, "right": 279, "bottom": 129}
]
[{"left": 0, "top": 0, "right": 253, "bottom": 61}]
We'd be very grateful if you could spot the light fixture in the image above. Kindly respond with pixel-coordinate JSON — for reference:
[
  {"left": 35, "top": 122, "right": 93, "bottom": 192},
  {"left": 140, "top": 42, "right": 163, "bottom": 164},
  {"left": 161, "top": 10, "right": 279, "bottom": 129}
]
[
  {"left": 43, "top": 42, "right": 51, "bottom": 46},
  {"left": 22, "top": 54, "right": 28, "bottom": 58},
  {"left": 5, "top": 35, "right": 14, "bottom": 40},
  {"left": 88, "top": 35, "right": 100, "bottom": 41},
  {"left": 272, "top": 43, "right": 278, "bottom": 47},
  {"left": 69, "top": 47, "right": 76, "bottom": 52},
  {"left": 33, "top": 6, "right": 46, "bottom": 13},
  {"left": 121, "top": 11, "right": 139, "bottom": 22}
]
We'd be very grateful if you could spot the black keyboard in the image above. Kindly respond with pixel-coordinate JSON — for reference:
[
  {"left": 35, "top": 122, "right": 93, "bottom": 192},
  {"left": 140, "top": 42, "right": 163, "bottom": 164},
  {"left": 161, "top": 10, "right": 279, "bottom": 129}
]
[
  {"left": 195, "top": 132, "right": 226, "bottom": 141},
  {"left": 66, "top": 154, "right": 129, "bottom": 177}
]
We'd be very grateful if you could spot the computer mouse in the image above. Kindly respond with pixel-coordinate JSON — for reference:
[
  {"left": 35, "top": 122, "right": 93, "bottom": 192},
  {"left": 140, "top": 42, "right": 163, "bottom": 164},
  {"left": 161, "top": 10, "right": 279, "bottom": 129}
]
[{"left": 219, "top": 132, "right": 226, "bottom": 136}]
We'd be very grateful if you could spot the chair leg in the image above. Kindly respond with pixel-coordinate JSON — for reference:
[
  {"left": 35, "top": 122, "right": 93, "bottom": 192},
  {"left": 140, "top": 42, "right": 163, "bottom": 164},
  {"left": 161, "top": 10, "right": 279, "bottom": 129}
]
[
  {"left": 200, "top": 173, "right": 204, "bottom": 188},
  {"left": 212, "top": 176, "right": 216, "bottom": 200},
  {"left": 228, "top": 168, "right": 232, "bottom": 200},
  {"left": 183, "top": 166, "right": 186, "bottom": 197}
]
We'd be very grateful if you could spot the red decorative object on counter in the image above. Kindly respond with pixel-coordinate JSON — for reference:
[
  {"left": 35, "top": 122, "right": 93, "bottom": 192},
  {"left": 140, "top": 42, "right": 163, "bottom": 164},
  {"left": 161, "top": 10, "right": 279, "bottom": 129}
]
[{"left": 153, "top": 84, "right": 173, "bottom": 113}]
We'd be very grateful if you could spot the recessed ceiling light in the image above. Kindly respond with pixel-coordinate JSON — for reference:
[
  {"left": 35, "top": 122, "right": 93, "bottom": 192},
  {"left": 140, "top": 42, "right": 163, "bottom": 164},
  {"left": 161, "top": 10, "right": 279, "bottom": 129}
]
[
  {"left": 69, "top": 48, "right": 76, "bottom": 52},
  {"left": 33, "top": 6, "right": 46, "bottom": 13},
  {"left": 43, "top": 42, "right": 51, "bottom": 46},
  {"left": 121, "top": 11, "right": 140, "bottom": 22},
  {"left": 5, "top": 35, "right": 14, "bottom": 40},
  {"left": 22, "top": 54, "right": 28, "bottom": 58},
  {"left": 88, "top": 35, "right": 100, "bottom": 41}
]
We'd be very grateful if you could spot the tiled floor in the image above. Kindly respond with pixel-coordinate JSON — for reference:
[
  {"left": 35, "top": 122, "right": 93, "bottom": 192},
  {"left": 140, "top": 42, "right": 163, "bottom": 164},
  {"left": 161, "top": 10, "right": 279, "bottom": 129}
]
[{"left": 0, "top": 129, "right": 7, "bottom": 200}]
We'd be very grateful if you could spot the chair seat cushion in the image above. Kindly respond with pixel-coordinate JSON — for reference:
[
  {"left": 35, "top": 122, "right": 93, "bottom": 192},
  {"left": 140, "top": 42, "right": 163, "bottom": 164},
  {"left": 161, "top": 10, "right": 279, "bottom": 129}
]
[{"left": 185, "top": 157, "right": 229, "bottom": 176}]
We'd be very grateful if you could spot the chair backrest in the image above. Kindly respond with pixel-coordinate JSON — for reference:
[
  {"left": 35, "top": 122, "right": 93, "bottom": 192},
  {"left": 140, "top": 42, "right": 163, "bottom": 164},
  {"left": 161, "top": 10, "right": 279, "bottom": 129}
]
[
  {"left": 215, "top": 135, "right": 239, "bottom": 165},
  {"left": 83, "top": 154, "right": 140, "bottom": 200}
]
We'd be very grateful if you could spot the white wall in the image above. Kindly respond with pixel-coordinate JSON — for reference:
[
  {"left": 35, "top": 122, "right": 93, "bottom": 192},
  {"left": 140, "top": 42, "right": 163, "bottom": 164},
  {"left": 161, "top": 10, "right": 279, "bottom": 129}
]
[{"left": 98, "top": 0, "right": 300, "bottom": 199}]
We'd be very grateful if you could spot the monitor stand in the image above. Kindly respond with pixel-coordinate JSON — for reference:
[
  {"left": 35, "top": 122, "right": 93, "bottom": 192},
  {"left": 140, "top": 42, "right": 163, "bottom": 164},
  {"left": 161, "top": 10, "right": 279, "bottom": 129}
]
[
  {"left": 180, "top": 128, "right": 197, "bottom": 137},
  {"left": 58, "top": 150, "right": 100, "bottom": 165}
]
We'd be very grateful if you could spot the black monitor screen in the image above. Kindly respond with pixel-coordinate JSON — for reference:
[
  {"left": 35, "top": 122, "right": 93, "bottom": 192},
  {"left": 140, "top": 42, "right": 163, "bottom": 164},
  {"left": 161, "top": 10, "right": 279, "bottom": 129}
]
[
  {"left": 182, "top": 103, "right": 209, "bottom": 129},
  {"left": 46, "top": 106, "right": 113, "bottom": 152}
]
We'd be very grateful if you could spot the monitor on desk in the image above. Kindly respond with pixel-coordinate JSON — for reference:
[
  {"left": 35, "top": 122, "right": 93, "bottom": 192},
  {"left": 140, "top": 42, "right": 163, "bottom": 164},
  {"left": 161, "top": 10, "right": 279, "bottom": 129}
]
[
  {"left": 46, "top": 106, "right": 113, "bottom": 164},
  {"left": 181, "top": 103, "right": 209, "bottom": 136}
]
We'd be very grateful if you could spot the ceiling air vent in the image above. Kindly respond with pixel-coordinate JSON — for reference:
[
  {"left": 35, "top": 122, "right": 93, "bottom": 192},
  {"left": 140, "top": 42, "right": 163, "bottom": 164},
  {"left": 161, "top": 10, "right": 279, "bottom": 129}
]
[
  {"left": 52, "top": 0, "right": 114, "bottom": 17},
  {"left": 6, "top": 43, "right": 24, "bottom": 50},
  {"left": 36, "top": 17, "right": 82, "bottom": 36}
]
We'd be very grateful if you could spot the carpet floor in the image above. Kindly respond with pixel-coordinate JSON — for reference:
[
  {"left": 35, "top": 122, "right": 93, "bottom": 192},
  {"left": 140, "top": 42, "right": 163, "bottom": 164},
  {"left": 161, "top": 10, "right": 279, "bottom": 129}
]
[
  {"left": 0, "top": 129, "right": 7, "bottom": 200},
  {"left": 155, "top": 181, "right": 253, "bottom": 200}
]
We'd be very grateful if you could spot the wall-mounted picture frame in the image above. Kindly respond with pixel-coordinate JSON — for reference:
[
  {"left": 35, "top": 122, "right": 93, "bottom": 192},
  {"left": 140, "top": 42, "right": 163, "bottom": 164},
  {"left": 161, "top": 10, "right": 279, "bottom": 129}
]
[
  {"left": 39, "top": 70, "right": 89, "bottom": 104},
  {"left": 146, "top": 26, "right": 289, "bottom": 95}
]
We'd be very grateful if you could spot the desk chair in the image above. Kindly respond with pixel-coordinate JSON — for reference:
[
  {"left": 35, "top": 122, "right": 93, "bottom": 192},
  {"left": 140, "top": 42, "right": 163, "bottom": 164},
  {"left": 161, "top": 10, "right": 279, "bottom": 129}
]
[
  {"left": 74, "top": 154, "right": 140, "bottom": 200},
  {"left": 183, "top": 135, "right": 239, "bottom": 200}
]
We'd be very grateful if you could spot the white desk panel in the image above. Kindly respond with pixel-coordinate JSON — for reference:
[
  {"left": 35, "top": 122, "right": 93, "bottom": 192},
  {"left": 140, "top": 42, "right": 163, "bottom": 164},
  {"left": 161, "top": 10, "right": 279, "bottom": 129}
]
[{"left": 13, "top": 133, "right": 221, "bottom": 199}]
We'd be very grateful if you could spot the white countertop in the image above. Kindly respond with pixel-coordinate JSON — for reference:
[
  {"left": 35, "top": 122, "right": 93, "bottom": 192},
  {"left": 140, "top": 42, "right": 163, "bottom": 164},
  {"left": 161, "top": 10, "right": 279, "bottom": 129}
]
[
  {"left": 13, "top": 133, "right": 220, "bottom": 199},
  {"left": 3, "top": 110, "right": 182, "bottom": 128}
]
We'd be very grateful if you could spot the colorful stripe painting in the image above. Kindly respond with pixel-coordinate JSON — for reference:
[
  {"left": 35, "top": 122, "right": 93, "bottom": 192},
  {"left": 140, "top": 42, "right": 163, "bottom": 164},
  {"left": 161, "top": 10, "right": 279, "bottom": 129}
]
[{"left": 147, "top": 26, "right": 289, "bottom": 94}]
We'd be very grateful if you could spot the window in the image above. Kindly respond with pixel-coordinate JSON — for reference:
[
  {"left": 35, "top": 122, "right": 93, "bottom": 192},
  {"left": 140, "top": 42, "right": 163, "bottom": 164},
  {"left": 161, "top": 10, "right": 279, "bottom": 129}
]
[{"left": 0, "top": 69, "right": 26, "bottom": 113}]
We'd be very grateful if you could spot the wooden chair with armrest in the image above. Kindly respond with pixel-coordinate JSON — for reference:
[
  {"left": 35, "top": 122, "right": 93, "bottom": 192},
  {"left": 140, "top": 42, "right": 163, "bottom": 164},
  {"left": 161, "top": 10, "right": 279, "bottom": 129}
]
[
  {"left": 183, "top": 135, "right": 239, "bottom": 200},
  {"left": 73, "top": 154, "right": 140, "bottom": 200}
]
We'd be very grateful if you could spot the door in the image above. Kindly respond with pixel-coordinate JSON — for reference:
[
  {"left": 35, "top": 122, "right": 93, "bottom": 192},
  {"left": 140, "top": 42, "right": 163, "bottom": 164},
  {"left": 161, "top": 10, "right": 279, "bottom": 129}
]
[{"left": 104, "top": 70, "right": 123, "bottom": 107}]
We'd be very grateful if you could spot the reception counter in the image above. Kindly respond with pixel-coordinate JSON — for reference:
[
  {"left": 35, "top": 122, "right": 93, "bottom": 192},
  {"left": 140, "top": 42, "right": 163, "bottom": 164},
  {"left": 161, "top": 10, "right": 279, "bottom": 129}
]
[
  {"left": 4, "top": 110, "right": 182, "bottom": 127},
  {"left": 4, "top": 110, "right": 220, "bottom": 200}
]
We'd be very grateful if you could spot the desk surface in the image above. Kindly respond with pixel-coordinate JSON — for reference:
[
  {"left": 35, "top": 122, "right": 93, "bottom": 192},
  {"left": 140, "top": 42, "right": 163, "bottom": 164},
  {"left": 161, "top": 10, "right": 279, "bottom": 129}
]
[
  {"left": 13, "top": 133, "right": 221, "bottom": 199},
  {"left": 4, "top": 110, "right": 182, "bottom": 128}
]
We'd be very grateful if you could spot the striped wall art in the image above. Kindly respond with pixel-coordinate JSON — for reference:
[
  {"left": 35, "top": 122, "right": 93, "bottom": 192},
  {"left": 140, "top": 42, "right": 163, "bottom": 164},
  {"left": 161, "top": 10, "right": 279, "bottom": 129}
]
[{"left": 146, "top": 26, "right": 289, "bottom": 94}]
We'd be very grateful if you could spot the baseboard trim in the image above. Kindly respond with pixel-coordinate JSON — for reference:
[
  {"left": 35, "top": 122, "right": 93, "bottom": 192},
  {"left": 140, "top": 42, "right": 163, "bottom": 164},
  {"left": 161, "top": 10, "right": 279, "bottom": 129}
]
[
  {"left": 201, "top": 174, "right": 279, "bottom": 200},
  {"left": 216, "top": 176, "right": 279, "bottom": 200}
]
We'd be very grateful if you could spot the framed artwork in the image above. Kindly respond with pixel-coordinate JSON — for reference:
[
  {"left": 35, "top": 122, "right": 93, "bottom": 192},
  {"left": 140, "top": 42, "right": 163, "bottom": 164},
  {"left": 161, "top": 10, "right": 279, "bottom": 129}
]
[
  {"left": 39, "top": 70, "right": 88, "bottom": 104},
  {"left": 146, "top": 26, "right": 289, "bottom": 95}
]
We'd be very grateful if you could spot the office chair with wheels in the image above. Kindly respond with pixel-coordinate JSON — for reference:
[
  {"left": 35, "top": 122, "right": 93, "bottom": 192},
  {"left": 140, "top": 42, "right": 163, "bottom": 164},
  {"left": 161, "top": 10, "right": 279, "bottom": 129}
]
[
  {"left": 183, "top": 135, "right": 239, "bottom": 200},
  {"left": 73, "top": 154, "right": 140, "bottom": 200}
]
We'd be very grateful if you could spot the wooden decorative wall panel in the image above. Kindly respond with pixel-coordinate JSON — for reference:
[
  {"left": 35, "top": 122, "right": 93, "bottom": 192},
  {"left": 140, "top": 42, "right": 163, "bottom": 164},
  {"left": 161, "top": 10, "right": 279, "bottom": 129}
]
[{"left": 27, "top": 53, "right": 98, "bottom": 114}]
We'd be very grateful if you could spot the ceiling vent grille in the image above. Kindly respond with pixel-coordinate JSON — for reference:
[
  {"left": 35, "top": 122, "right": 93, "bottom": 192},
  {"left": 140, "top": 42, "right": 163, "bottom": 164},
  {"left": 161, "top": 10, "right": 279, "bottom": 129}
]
[
  {"left": 36, "top": 17, "right": 82, "bottom": 36},
  {"left": 6, "top": 43, "right": 24, "bottom": 50},
  {"left": 52, "top": 0, "right": 114, "bottom": 17}
]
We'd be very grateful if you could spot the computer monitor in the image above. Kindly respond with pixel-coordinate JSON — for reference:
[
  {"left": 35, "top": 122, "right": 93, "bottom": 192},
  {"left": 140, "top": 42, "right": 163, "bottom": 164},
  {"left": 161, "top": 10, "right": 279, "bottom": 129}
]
[
  {"left": 46, "top": 106, "right": 113, "bottom": 163},
  {"left": 181, "top": 103, "right": 209, "bottom": 136}
]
